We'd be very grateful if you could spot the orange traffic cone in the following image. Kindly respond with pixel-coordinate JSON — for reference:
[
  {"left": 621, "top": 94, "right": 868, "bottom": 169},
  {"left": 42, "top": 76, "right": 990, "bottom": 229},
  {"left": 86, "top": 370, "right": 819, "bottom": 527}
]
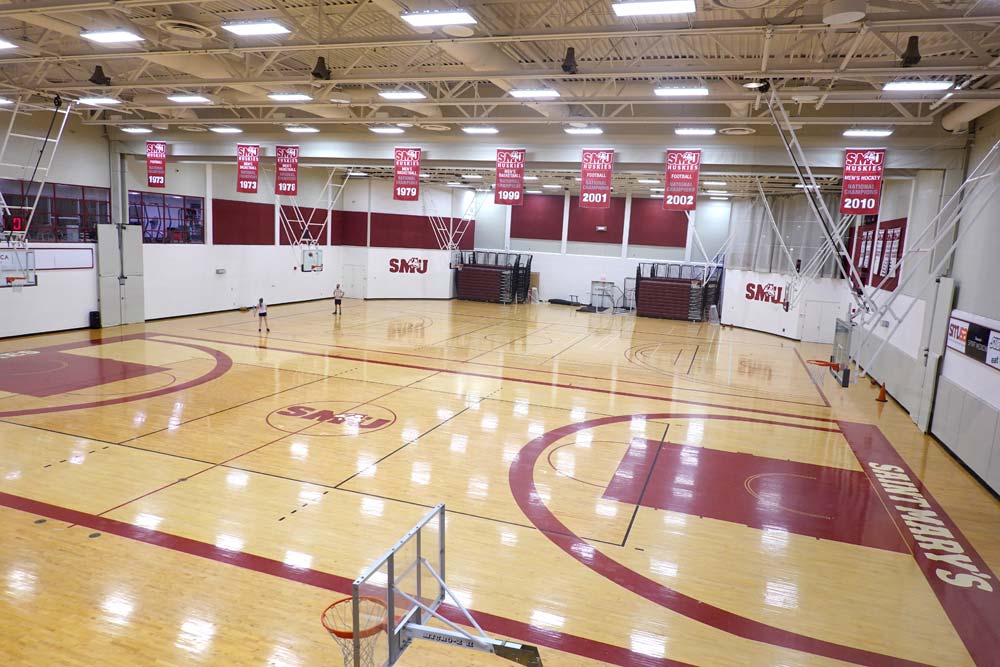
[{"left": 876, "top": 383, "right": 888, "bottom": 403}]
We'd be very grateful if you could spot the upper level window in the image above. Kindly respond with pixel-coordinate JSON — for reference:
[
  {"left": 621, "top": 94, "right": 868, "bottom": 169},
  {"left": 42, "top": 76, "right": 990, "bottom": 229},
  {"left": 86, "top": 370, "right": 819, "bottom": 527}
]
[
  {"left": 128, "top": 191, "right": 204, "bottom": 244},
  {"left": 0, "top": 178, "right": 110, "bottom": 242}
]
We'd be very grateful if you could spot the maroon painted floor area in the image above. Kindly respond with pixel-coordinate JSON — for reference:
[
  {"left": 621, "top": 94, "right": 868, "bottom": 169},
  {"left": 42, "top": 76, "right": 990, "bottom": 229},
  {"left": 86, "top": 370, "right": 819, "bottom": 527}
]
[{"left": 0, "top": 351, "right": 167, "bottom": 398}]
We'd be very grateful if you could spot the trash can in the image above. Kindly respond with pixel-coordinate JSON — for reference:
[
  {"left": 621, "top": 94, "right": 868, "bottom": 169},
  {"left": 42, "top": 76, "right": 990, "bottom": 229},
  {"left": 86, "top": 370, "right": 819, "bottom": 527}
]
[{"left": 89, "top": 310, "right": 101, "bottom": 329}]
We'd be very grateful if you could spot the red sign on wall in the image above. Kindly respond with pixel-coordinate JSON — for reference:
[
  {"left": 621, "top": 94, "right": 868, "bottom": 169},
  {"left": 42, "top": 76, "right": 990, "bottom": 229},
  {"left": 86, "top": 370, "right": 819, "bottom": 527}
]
[
  {"left": 495, "top": 148, "right": 525, "bottom": 206},
  {"left": 146, "top": 141, "right": 166, "bottom": 188},
  {"left": 236, "top": 144, "right": 260, "bottom": 194},
  {"left": 663, "top": 149, "right": 701, "bottom": 212},
  {"left": 393, "top": 147, "right": 421, "bottom": 202},
  {"left": 580, "top": 148, "right": 614, "bottom": 209},
  {"left": 275, "top": 145, "right": 299, "bottom": 196},
  {"left": 840, "top": 148, "right": 885, "bottom": 215}
]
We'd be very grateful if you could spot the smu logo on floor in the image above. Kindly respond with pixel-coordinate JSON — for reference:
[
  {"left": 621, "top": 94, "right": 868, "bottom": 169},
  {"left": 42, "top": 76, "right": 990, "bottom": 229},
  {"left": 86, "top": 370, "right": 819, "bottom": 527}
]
[
  {"left": 744, "top": 282, "right": 785, "bottom": 305},
  {"left": 266, "top": 401, "right": 396, "bottom": 437},
  {"left": 389, "top": 257, "right": 429, "bottom": 274}
]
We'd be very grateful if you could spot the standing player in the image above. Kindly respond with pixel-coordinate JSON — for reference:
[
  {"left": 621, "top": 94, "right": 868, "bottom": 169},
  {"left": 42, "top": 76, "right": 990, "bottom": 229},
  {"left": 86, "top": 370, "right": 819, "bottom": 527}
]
[
  {"left": 255, "top": 297, "right": 270, "bottom": 332},
  {"left": 333, "top": 284, "right": 345, "bottom": 316}
]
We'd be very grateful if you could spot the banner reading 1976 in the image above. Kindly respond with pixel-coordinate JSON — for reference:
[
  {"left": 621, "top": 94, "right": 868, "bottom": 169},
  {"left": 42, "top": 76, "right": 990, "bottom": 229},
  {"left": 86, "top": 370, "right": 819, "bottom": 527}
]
[
  {"left": 580, "top": 148, "right": 614, "bottom": 209},
  {"left": 663, "top": 149, "right": 701, "bottom": 211},
  {"left": 393, "top": 147, "right": 421, "bottom": 202},
  {"left": 236, "top": 143, "right": 260, "bottom": 194},
  {"left": 146, "top": 141, "right": 166, "bottom": 188},
  {"left": 495, "top": 148, "right": 525, "bottom": 206},
  {"left": 840, "top": 148, "right": 885, "bottom": 215},
  {"left": 274, "top": 145, "right": 299, "bottom": 196}
]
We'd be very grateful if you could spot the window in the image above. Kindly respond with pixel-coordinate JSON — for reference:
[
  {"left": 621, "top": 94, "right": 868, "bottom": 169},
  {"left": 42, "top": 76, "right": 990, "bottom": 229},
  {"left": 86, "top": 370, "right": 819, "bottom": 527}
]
[
  {"left": 128, "top": 191, "right": 204, "bottom": 243},
  {"left": 0, "top": 179, "right": 110, "bottom": 242}
]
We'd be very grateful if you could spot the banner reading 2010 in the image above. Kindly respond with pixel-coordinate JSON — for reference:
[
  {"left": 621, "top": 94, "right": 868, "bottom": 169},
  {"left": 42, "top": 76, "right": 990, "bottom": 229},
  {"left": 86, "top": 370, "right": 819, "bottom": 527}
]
[
  {"left": 236, "top": 143, "right": 260, "bottom": 194},
  {"left": 840, "top": 148, "right": 885, "bottom": 215},
  {"left": 275, "top": 145, "right": 299, "bottom": 196},
  {"left": 663, "top": 149, "right": 701, "bottom": 211},
  {"left": 393, "top": 147, "right": 421, "bottom": 201},
  {"left": 495, "top": 148, "right": 525, "bottom": 206},
  {"left": 146, "top": 141, "right": 166, "bottom": 188},
  {"left": 580, "top": 148, "right": 614, "bottom": 209}
]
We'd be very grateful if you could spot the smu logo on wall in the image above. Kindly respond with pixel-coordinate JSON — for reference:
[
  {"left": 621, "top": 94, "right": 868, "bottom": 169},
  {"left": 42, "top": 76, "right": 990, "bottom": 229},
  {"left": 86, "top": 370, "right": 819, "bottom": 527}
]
[
  {"left": 389, "top": 257, "right": 429, "bottom": 274},
  {"left": 745, "top": 282, "right": 786, "bottom": 304}
]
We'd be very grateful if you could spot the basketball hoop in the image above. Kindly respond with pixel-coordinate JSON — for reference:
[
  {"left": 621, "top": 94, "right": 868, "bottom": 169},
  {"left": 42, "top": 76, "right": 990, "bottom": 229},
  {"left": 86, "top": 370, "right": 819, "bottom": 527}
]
[
  {"left": 806, "top": 359, "right": 841, "bottom": 372},
  {"left": 321, "top": 596, "right": 387, "bottom": 667},
  {"left": 5, "top": 275, "right": 25, "bottom": 293}
]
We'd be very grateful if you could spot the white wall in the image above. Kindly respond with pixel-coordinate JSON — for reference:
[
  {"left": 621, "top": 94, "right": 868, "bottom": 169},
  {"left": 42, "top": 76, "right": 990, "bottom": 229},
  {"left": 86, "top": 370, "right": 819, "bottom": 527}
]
[
  {"left": 0, "top": 245, "right": 98, "bottom": 338},
  {"left": 365, "top": 248, "right": 454, "bottom": 300},
  {"left": 475, "top": 198, "right": 507, "bottom": 249},
  {"left": 125, "top": 156, "right": 206, "bottom": 197},
  {"left": 691, "top": 199, "right": 732, "bottom": 261},
  {"left": 522, "top": 252, "right": 641, "bottom": 302}
]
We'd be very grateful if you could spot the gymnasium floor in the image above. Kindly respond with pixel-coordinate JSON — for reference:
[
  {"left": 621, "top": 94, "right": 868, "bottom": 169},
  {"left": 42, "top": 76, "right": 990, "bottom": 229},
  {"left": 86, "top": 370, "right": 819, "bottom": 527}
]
[{"left": 1, "top": 299, "right": 997, "bottom": 667}]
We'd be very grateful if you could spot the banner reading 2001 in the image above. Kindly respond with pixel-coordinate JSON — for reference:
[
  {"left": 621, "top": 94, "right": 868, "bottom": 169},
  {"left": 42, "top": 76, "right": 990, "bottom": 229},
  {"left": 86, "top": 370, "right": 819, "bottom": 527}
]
[
  {"left": 146, "top": 141, "right": 166, "bottom": 188},
  {"left": 495, "top": 148, "right": 525, "bottom": 206},
  {"left": 236, "top": 143, "right": 260, "bottom": 194},
  {"left": 275, "top": 145, "right": 299, "bottom": 196},
  {"left": 580, "top": 148, "right": 614, "bottom": 209},
  {"left": 663, "top": 149, "right": 701, "bottom": 211},
  {"left": 840, "top": 148, "right": 885, "bottom": 215},
  {"left": 393, "top": 147, "right": 421, "bottom": 202}
]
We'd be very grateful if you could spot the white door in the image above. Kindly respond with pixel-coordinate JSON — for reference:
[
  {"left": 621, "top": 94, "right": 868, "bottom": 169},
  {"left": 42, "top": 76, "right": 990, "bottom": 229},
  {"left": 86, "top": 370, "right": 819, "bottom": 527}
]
[
  {"left": 343, "top": 263, "right": 366, "bottom": 299},
  {"left": 801, "top": 300, "right": 841, "bottom": 344}
]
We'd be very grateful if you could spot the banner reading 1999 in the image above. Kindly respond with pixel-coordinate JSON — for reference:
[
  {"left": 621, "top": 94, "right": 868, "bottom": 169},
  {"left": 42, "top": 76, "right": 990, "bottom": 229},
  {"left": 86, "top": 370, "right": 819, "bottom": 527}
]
[
  {"left": 580, "top": 148, "right": 614, "bottom": 209},
  {"left": 663, "top": 149, "right": 701, "bottom": 212},
  {"left": 495, "top": 148, "right": 525, "bottom": 206},
  {"left": 236, "top": 143, "right": 260, "bottom": 194},
  {"left": 393, "top": 147, "right": 421, "bottom": 202},
  {"left": 840, "top": 148, "right": 885, "bottom": 215}
]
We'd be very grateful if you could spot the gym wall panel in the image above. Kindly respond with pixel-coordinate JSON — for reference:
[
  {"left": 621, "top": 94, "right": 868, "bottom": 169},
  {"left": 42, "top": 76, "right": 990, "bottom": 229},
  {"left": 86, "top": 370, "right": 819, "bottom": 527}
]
[
  {"left": 511, "top": 194, "right": 563, "bottom": 240},
  {"left": 567, "top": 196, "right": 626, "bottom": 244},
  {"left": 335, "top": 210, "right": 367, "bottom": 246},
  {"left": 212, "top": 199, "right": 275, "bottom": 245},
  {"left": 370, "top": 212, "right": 475, "bottom": 250},
  {"left": 627, "top": 198, "right": 688, "bottom": 247}
]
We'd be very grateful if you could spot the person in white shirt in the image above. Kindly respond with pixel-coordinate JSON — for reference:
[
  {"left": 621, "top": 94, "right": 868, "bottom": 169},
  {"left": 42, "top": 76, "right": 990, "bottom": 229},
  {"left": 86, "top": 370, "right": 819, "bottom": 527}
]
[
  {"left": 333, "top": 284, "right": 345, "bottom": 315},
  {"left": 255, "top": 297, "right": 270, "bottom": 332}
]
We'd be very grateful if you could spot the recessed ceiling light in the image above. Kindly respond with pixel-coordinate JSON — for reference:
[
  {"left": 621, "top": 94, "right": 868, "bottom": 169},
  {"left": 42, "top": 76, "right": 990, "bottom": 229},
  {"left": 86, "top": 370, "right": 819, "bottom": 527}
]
[
  {"left": 268, "top": 93, "right": 312, "bottom": 102},
  {"left": 397, "top": 123, "right": 414, "bottom": 128},
  {"left": 221, "top": 21, "right": 289, "bottom": 36},
  {"left": 462, "top": 126, "right": 498, "bottom": 134},
  {"left": 0, "top": 39, "right": 18, "bottom": 50},
  {"left": 210, "top": 127, "right": 243, "bottom": 134},
  {"left": 843, "top": 128, "right": 894, "bottom": 138},
  {"left": 543, "top": 184, "right": 562, "bottom": 189},
  {"left": 526, "top": 189, "right": 543, "bottom": 194},
  {"left": 370, "top": 126, "right": 405, "bottom": 134},
  {"left": 611, "top": 1, "right": 695, "bottom": 17},
  {"left": 80, "top": 29, "right": 144, "bottom": 44},
  {"left": 121, "top": 127, "right": 153, "bottom": 134},
  {"left": 710, "top": 196, "right": 730, "bottom": 201},
  {"left": 675, "top": 127, "right": 716, "bottom": 136},
  {"left": 510, "top": 89, "right": 560, "bottom": 99},
  {"left": 523, "top": 176, "right": 539, "bottom": 181},
  {"left": 883, "top": 80, "right": 953, "bottom": 92},
  {"left": 78, "top": 97, "right": 120, "bottom": 105},
  {"left": 654, "top": 86, "right": 709, "bottom": 97},
  {"left": 379, "top": 90, "right": 426, "bottom": 100},
  {"left": 168, "top": 94, "right": 211, "bottom": 103},
  {"left": 637, "top": 179, "right": 660, "bottom": 184},
  {"left": 564, "top": 127, "right": 603, "bottom": 135},
  {"left": 286, "top": 126, "right": 319, "bottom": 133},
  {"left": 462, "top": 174, "right": 483, "bottom": 180},
  {"left": 703, "top": 181, "right": 727, "bottom": 186},
  {"left": 400, "top": 10, "right": 476, "bottom": 27}
]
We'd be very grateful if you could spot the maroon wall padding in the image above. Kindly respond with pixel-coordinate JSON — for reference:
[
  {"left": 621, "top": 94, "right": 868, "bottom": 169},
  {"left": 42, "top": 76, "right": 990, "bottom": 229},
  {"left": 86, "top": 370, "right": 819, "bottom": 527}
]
[
  {"left": 510, "top": 194, "right": 564, "bottom": 240},
  {"left": 567, "top": 196, "right": 626, "bottom": 243},
  {"left": 636, "top": 277, "right": 696, "bottom": 320},
  {"left": 627, "top": 199, "right": 689, "bottom": 247},
  {"left": 337, "top": 210, "right": 368, "bottom": 247},
  {"left": 369, "top": 212, "right": 475, "bottom": 250},
  {"left": 456, "top": 266, "right": 506, "bottom": 303},
  {"left": 279, "top": 206, "right": 327, "bottom": 245},
  {"left": 212, "top": 199, "right": 274, "bottom": 245}
]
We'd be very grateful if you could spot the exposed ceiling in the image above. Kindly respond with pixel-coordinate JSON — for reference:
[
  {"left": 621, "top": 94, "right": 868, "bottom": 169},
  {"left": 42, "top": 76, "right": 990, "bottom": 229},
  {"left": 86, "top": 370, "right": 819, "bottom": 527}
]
[{"left": 1, "top": 0, "right": 999, "bottom": 140}]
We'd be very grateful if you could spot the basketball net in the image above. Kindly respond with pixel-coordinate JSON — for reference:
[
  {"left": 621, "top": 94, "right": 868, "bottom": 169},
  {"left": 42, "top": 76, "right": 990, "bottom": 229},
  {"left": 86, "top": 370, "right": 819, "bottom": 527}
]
[{"left": 322, "top": 596, "right": 388, "bottom": 667}]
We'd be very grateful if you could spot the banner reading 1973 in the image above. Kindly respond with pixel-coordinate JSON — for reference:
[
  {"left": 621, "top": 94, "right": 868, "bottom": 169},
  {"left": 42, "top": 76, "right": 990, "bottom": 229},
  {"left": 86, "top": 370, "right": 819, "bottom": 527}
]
[
  {"left": 663, "top": 149, "right": 701, "bottom": 211},
  {"left": 274, "top": 145, "right": 299, "bottom": 196},
  {"left": 236, "top": 143, "right": 260, "bottom": 194},
  {"left": 393, "top": 147, "right": 421, "bottom": 202},
  {"left": 580, "top": 148, "right": 614, "bottom": 209},
  {"left": 840, "top": 148, "right": 885, "bottom": 215},
  {"left": 495, "top": 148, "right": 525, "bottom": 206},
  {"left": 146, "top": 141, "right": 166, "bottom": 188}
]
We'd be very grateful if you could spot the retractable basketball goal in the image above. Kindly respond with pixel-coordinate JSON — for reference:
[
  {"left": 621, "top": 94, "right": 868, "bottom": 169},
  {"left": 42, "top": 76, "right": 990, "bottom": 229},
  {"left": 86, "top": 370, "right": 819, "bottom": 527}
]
[{"left": 321, "top": 504, "right": 542, "bottom": 667}]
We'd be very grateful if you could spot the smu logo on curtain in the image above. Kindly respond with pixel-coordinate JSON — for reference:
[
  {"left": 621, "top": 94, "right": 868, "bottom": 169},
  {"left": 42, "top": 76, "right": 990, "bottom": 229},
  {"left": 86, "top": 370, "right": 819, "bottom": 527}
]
[
  {"left": 745, "top": 282, "right": 785, "bottom": 304},
  {"left": 389, "top": 257, "right": 429, "bottom": 274}
]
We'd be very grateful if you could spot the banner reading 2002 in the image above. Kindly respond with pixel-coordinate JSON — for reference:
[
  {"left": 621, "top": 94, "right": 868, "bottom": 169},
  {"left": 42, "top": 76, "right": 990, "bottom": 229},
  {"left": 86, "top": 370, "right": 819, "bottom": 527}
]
[
  {"left": 146, "top": 141, "right": 166, "bottom": 188},
  {"left": 274, "top": 145, "right": 299, "bottom": 196},
  {"left": 840, "top": 148, "right": 885, "bottom": 215},
  {"left": 663, "top": 149, "right": 701, "bottom": 211},
  {"left": 580, "top": 148, "right": 614, "bottom": 209},
  {"left": 495, "top": 148, "right": 525, "bottom": 206},
  {"left": 236, "top": 143, "right": 260, "bottom": 194},
  {"left": 393, "top": 147, "right": 421, "bottom": 202}
]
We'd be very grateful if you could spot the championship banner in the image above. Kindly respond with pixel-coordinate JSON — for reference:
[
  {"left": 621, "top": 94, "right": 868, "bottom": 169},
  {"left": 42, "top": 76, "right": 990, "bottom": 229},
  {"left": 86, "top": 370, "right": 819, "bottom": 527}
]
[
  {"left": 663, "top": 149, "right": 701, "bottom": 211},
  {"left": 840, "top": 148, "right": 885, "bottom": 215},
  {"left": 495, "top": 148, "right": 525, "bottom": 206},
  {"left": 236, "top": 143, "right": 260, "bottom": 194},
  {"left": 275, "top": 145, "right": 299, "bottom": 196},
  {"left": 580, "top": 148, "right": 614, "bottom": 209},
  {"left": 146, "top": 141, "right": 166, "bottom": 188},
  {"left": 393, "top": 147, "right": 421, "bottom": 202}
]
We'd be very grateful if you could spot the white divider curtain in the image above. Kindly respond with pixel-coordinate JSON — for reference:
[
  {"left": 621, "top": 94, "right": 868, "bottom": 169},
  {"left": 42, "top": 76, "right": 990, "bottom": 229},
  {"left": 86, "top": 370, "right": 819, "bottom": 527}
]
[{"left": 726, "top": 193, "right": 843, "bottom": 277}]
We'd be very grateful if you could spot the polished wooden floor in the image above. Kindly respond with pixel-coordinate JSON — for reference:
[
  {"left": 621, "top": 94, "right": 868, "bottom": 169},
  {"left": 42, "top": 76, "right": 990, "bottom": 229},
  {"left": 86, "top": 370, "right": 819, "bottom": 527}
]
[{"left": 1, "top": 299, "right": 998, "bottom": 667}]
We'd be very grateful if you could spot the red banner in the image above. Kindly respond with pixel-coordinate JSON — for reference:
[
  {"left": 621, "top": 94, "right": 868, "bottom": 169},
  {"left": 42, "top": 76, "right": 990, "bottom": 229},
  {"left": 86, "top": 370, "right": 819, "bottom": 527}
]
[
  {"left": 236, "top": 143, "right": 260, "bottom": 194},
  {"left": 840, "top": 148, "right": 885, "bottom": 215},
  {"left": 146, "top": 141, "right": 166, "bottom": 188},
  {"left": 580, "top": 148, "right": 614, "bottom": 209},
  {"left": 275, "top": 145, "right": 299, "bottom": 196},
  {"left": 494, "top": 148, "right": 525, "bottom": 206},
  {"left": 393, "top": 147, "right": 421, "bottom": 201},
  {"left": 663, "top": 149, "right": 700, "bottom": 211}
]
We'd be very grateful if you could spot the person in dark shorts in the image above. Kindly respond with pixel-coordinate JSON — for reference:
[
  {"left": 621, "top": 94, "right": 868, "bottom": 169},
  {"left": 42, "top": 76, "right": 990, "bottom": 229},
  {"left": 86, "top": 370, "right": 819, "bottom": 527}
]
[
  {"left": 255, "top": 297, "right": 270, "bottom": 332},
  {"left": 333, "top": 284, "right": 344, "bottom": 315}
]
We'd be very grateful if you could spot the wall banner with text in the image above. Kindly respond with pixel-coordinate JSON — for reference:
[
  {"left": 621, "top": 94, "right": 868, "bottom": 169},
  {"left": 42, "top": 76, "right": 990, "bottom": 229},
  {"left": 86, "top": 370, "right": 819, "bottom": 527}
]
[
  {"left": 663, "top": 149, "right": 701, "bottom": 211},
  {"left": 840, "top": 148, "right": 885, "bottom": 215},
  {"left": 580, "top": 148, "right": 614, "bottom": 209},
  {"left": 236, "top": 143, "right": 260, "bottom": 194},
  {"left": 146, "top": 141, "right": 166, "bottom": 188},
  {"left": 495, "top": 148, "right": 525, "bottom": 206},
  {"left": 393, "top": 147, "right": 421, "bottom": 202},
  {"left": 275, "top": 145, "right": 299, "bottom": 196}
]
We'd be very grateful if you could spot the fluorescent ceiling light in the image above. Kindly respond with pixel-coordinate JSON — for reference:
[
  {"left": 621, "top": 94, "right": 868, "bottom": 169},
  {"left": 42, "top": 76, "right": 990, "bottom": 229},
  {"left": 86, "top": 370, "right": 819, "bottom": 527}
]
[
  {"left": 637, "top": 178, "right": 660, "bottom": 184},
  {"left": 419, "top": 172, "right": 430, "bottom": 177},
  {"left": 703, "top": 180, "right": 727, "bottom": 186},
  {"left": 543, "top": 184, "right": 562, "bottom": 189},
  {"left": 523, "top": 175, "right": 539, "bottom": 181},
  {"left": 400, "top": 10, "right": 476, "bottom": 27},
  {"left": 347, "top": 171, "right": 368, "bottom": 177},
  {"left": 446, "top": 181, "right": 464, "bottom": 186},
  {"left": 0, "top": 39, "right": 18, "bottom": 50},
  {"left": 80, "top": 29, "right": 144, "bottom": 44},
  {"left": 210, "top": 127, "right": 242, "bottom": 134},
  {"left": 221, "top": 21, "right": 289, "bottom": 36},
  {"left": 675, "top": 127, "right": 716, "bottom": 136},
  {"left": 370, "top": 126, "right": 405, "bottom": 134},
  {"left": 121, "top": 127, "right": 152, "bottom": 134},
  {"left": 743, "top": 81, "right": 766, "bottom": 89},
  {"left": 650, "top": 194, "right": 663, "bottom": 198},
  {"left": 168, "top": 94, "right": 211, "bottom": 104},
  {"left": 705, "top": 189, "right": 728, "bottom": 194},
  {"left": 462, "top": 174, "right": 483, "bottom": 180},
  {"left": 795, "top": 183, "right": 820, "bottom": 189},
  {"left": 574, "top": 177, "right": 582, "bottom": 181},
  {"left": 510, "top": 89, "right": 560, "bottom": 99},
  {"left": 612, "top": 1, "right": 695, "bottom": 17},
  {"left": 268, "top": 93, "right": 312, "bottom": 102},
  {"left": 462, "top": 126, "right": 499, "bottom": 134},
  {"left": 710, "top": 196, "right": 729, "bottom": 201},
  {"left": 843, "top": 128, "right": 893, "bottom": 138},
  {"left": 78, "top": 97, "right": 120, "bottom": 105},
  {"left": 286, "top": 126, "right": 319, "bottom": 133},
  {"left": 329, "top": 97, "right": 352, "bottom": 104},
  {"left": 883, "top": 80, "right": 953, "bottom": 92},
  {"left": 564, "top": 127, "right": 603, "bottom": 135},
  {"left": 379, "top": 90, "right": 426, "bottom": 100},
  {"left": 0, "top": 97, "right": 13, "bottom": 105},
  {"left": 525, "top": 189, "right": 543, "bottom": 194},
  {"left": 654, "top": 86, "right": 709, "bottom": 97}
]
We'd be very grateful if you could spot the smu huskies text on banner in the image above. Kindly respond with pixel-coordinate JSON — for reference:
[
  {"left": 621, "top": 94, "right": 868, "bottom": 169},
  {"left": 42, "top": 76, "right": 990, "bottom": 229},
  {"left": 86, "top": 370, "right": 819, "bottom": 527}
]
[
  {"left": 495, "top": 149, "right": 525, "bottom": 206},
  {"left": 580, "top": 148, "right": 614, "bottom": 209},
  {"left": 146, "top": 141, "right": 166, "bottom": 188},
  {"left": 663, "top": 149, "right": 701, "bottom": 211},
  {"left": 840, "top": 148, "right": 885, "bottom": 215},
  {"left": 236, "top": 144, "right": 260, "bottom": 194},
  {"left": 275, "top": 145, "right": 299, "bottom": 196},
  {"left": 393, "top": 147, "right": 421, "bottom": 202}
]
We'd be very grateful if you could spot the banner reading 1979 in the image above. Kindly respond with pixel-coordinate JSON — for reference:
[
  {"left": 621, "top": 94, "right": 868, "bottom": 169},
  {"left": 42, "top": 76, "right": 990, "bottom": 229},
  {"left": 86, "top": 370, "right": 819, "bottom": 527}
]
[
  {"left": 274, "top": 145, "right": 299, "bottom": 196},
  {"left": 236, "top": 143, "right": 260, "bottom": 194},
  {"left": 580, "top": 148, "right": 614, "bottom": 209},
  {"left": 146, "top": 141, "right": 166, "bottom": 188},
  {"left": 663, "top": 149, "right": 701, "bottom": 211},
  {"left": 495, "top": 148, "right": 525, "bottom": 206},
  {"left": 393, "top": 147, "right": 421, "bottom": 202},
  {"left": 840, "top": 148, "right": 885, "bottom": 215}
]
